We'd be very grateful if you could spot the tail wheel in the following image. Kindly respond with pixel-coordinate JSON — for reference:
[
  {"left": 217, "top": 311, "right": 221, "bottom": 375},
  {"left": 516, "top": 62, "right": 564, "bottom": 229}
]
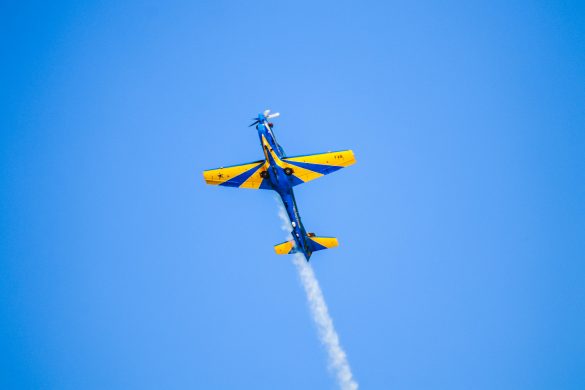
[
  {"left": 260, "top": 171, "right": 269, "bottom": 178},
  {"left": 284, "top": 167, "right": 294, "bottom": 176}
]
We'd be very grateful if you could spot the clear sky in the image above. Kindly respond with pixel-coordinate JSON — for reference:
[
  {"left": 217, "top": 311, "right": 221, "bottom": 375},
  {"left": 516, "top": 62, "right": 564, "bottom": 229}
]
[{"left": 1, "top": 1, "right": 584, "bottom": 389}]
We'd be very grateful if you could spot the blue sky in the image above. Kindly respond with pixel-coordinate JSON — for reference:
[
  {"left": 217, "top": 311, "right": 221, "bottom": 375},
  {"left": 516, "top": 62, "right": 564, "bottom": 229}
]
[{"left": 1, "top": 1, "right": 584, "bottom": 388}]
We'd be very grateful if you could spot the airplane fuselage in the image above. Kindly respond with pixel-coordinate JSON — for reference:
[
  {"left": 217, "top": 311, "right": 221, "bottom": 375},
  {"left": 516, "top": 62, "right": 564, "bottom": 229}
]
[{"left": 256, "top": 121, "right": 313, "bottom": 259}]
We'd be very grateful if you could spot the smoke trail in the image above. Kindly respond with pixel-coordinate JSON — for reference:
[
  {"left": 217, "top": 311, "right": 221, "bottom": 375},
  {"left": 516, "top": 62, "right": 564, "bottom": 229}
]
[{"left": 277, "top": 203, "right": 358, "bottom": 390}]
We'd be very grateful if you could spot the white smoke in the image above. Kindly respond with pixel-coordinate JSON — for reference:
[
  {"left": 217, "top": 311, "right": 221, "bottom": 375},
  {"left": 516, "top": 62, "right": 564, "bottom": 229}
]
[{"left": 277, "top": 201, "right": 358, "bottom": 390}]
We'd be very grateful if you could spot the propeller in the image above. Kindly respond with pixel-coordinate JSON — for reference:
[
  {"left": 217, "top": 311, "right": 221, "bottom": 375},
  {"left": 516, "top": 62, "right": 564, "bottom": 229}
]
[
  {"left": 264, "top": 109, "right": 280, "bottom": 119},
  {"left": 249, "top": 109, "right": 280, "bottom": 127}
]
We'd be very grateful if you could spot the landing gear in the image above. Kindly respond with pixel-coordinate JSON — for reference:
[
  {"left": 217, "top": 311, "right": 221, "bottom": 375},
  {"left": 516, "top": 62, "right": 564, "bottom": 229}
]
[
  {"left": 260, "top": 171, "right": 269, "bottom": 178},
  {"left": 284, "top": 167, "right": 294, "bottom": 176}
]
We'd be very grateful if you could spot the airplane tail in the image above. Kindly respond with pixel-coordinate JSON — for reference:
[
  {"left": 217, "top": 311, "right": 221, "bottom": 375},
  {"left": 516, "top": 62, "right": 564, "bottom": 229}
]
[{"left": 274, "top": 234, "right": 339, "bottom": 256}]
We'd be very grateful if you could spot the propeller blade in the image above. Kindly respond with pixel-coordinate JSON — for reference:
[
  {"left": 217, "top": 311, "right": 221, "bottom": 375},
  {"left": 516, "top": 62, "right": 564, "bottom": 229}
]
[
  {"left": 263, "top": 109, "right": 271, "bottom": 116},
  {"left": 267, "top": 112, "right": 280, "bottom": 119}
]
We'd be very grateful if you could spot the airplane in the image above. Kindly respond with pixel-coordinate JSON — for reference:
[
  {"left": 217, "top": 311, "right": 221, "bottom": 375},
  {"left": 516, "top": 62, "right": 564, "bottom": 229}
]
[{"left": 203, "top": 110, "right": 356, "bottom": 261}]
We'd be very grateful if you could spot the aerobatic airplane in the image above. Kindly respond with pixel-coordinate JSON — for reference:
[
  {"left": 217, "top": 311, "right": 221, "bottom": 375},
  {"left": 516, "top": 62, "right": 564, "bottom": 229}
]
[{"left": 203, "top": 110, "right": 356, "bottom": 261}]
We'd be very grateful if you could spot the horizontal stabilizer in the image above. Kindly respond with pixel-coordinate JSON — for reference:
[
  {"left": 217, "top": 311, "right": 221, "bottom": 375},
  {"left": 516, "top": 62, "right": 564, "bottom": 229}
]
[
  {"left": 307, "top": 235, "right": 339, "bottom": 252},
  {"left": 274, "top": 240, "right": 299, "bottom": 255},
  {"left": 274, "top": 235, "right": 339, "bottom": 256}
]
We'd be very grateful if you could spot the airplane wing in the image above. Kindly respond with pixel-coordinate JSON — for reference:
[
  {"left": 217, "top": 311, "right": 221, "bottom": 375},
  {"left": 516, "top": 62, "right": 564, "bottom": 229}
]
[
  {"left": 281, "top": 150, "right": 356, "bottom": 185},
  {"left": 203, "top": 160, "right": 272, "bottom": 189}
]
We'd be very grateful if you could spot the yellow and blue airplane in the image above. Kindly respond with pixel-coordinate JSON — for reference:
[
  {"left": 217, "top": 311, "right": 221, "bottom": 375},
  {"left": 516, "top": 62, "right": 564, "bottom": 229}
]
[{"left": 203, "top": 110, "right": 356, "bottom": 261}]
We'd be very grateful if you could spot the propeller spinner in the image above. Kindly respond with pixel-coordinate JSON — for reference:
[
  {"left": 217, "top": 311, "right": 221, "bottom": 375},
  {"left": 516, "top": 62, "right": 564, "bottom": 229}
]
[{"left": 249, "top": 109, "right": 280, "bottom": 127}]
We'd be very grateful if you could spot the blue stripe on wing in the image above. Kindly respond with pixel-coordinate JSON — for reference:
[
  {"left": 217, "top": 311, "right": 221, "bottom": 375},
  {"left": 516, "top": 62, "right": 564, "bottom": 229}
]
[
  {"left": 219, "top": 162, "right": 263, "bottom": 187},
  {"left": 284, "top": 160, "right": 344, "bottom": 175}
]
